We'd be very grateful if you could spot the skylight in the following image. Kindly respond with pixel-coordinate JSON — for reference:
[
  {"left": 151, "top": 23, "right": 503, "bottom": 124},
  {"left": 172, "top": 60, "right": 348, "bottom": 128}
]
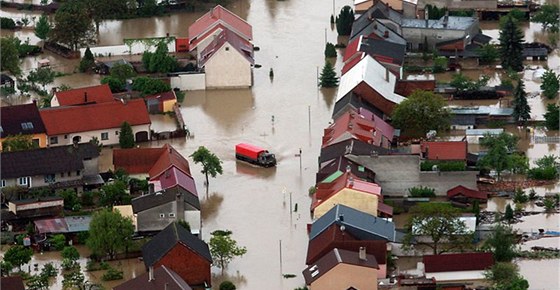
[{"left": 21, "top": 122, "right": 34, "bottom": 130}]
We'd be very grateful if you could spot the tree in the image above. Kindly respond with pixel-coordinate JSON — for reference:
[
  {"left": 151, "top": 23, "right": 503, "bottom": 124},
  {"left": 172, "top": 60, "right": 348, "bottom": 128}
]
[
  {"left": 336, "top": 6, "right": 354, "bottom": 36},
  {"left": 143, "top": 41, "right": 177, "bottom": 73},
  {"left": 2, "top": 134, "right": 39, "bottom": 152},
  {"left": 49, "top": 0, "right": 96, "bottom": 51},
  {"left": 86, "top": 208, "right": 134, "bottom": 260},
  {"left": 540, "top": 69, "right": 559, "bottom": 99},
  {"left": 209, "top": 230, "right": 247, "bottom": 274},
  {"left": 190, "top": 146, "right": 223, "bottom": 195},
  {"left": 528, "top": 155, "right": 559, "bottom": 180},
  {"left": 49, "top": 234, "right": 66, "bottom": 250},
  {"left": 512, "top": 80, "right": 531, "bottom": 125},
  {"left": 138, "top": 0, "right": 163, "bottom": 17},
  {"left": 119, "top": 121, "right": 135, "bottom": 149},
  {"left": 479, "top": 132, "right": 519, "bottom": 152},
  {"left": 0, "top": 260, "right": 13, "bottom": 276},
  {"left": 220, "top": 281, "right": 237, "bottom": 290},
  {"left": 34, "top": 14, "right": 51, "bottom": 45},
  {"left": 110, "top": 63, "right": 136, "bottom": 82},
  {"left": 324, "top": 42, "right": 336, "bottom": 58},
  {"left": 79, "top": 47, "right": 95, "bottom": 73},
  {"left": 319, "top": 61, "right": 339, "bottom": 88},
  {"left": 484, "top": 224, "right": 517, "bottom": 262},
  {"left": 1, "top": 36, "right": 21, "bottom": 75},
  {"left": 485, "top": 262, "right": 529, "bottom": 290},
  {"left": 403, "top": 203, "right": 473, "bottom": 255},
  {"left": 27, "top": 67, "right": 56, "bottom": 91},
  {"left": 450, "top": 73, "right": 490, "bottom": 91},
  {"left": 177, "top": 219, "right": 191, "bottom": 232},
  {"left": 479, "top": 138, "right": 509, "bottom": 179},
  {"left": 3, "top": 245, "right": 33, "bottom": 271},
  {"left": 504, "top": 204, "right": 514, "bottom": 222},
  {"left": 391, "top": 90, "right": 450, "bottom": 138},
  {"left": 101, "top": 76, "right": 126, "bottom": 93},
  {"left": 476, "top": 44, "right": 499, "bottom": 64},
  {"left": 99, "top": 180, "right": 130, "bottom": 206},
  {"left": 499, "top": 16, "right": 524, "bottom": 72},
  {"left": 531, "top": 4, "right": 559, "bottom": 32},
  {"left": 59, "top": 189, "right": 80, "bottom": 211},
  {"left": 61, "top": 246, "right": 80, "bottom": 270},
  {"left": 477, "top": 132, "right": 527, "bottom": 179},
  {"left": 132, "top": 77, "right": 171, "bottom": 96},
  {"left": 544, "top": 104, "right": 559, "bottom": 130}
]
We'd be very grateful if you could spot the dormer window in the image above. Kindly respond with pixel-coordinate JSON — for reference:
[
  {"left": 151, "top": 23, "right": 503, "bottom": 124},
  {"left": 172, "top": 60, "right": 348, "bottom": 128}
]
[{"left": 21, "top": 122, "right": 34, "bottom": 130}]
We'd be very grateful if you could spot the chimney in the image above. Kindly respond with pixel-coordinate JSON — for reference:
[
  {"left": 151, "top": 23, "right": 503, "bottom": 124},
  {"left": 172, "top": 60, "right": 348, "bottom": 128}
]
[
  {"left": 359, "top": 246, "right": 367, "bottom": 261},
  {"left": 148, "top": 266, "right": 154, "bottom": 281},
  {"left": 348, "top": 176, "right": 354, "bottom": 187},
  {"left": 443, "top": 11, "right": 449, "bottom": 28},
  {"left": 383, "top": 30, "right": 389, "bottom": 38},
  {"left": 385, "top": 68, "right": 390, "bottom": 82},
  {"left": 84, "top": 92, "right": 88, "bottom": 103},
  {"left": 338, "top": 214, "right": 344, "bottom": 222},
  {"left": 346, "top": 165, "right": 351, "bottom": 173}
]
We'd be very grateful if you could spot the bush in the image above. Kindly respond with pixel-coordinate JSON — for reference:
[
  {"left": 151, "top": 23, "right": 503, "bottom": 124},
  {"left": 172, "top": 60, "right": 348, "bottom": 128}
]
[
  {"left": 324, "top": 42, "right": 337, "bottom": 58},
  {"left": 528, "top": 167, "right": 558, "bottom": 180},
  {"left": 1, "top": 17, "right": 16, "bottom": 29},
  {"left": 101, "top": 76, "right": 126, "bottom": 92},
  {"left": 175, "top": 90, "right": 185, "bottom": 103},
  {"left": 132, "top": 77, "right": 171, "bottom": 96},
  {"left": 421, "top": 160, "right": 466, "bottom": 171},
  {"left": 81, "top": 191, "right": 95, "bottom": 207},
  {"left": 101, "top": 266, "right": 123, "bottom": 281},
  {"left": 408, "top": 186, "right": 436, "bottom": 197},
  {"left": 41, "top": 263, "right": 57, "bottom": 277},
  {"left": 49, "top": 234, "right": 66, "bottom": 250},
  {"left": 220, "top": 281, "right": 236, "bottom": 290}
]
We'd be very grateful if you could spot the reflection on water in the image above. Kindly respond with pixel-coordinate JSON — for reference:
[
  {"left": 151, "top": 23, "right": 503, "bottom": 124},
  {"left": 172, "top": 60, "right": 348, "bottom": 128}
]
[
  {"left": 200, "top": 192, "right": 224, "bottom": 221},
  {"left": 235, "top": 161, "right": 277, "bottom": 178}
]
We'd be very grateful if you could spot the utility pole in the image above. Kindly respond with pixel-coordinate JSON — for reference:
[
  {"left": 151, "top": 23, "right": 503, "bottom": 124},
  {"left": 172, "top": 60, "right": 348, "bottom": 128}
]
[{"left": 308, "top": 106, "right": 311, "bottom": 131}]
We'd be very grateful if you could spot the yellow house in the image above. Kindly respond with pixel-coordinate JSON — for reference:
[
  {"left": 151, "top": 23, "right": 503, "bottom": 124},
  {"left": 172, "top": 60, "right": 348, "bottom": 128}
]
[
  {"left": 312, "top": 172, "right": 383, "bottom": 219},
  {"left": 145, "top": 91, "right": 178, "bottom": 113},
  {"left": 303, "top": 248, "right": 379, "bottom": 290},
  {"left": 0, "top": 103, "right": 48, "bottom": 151}
]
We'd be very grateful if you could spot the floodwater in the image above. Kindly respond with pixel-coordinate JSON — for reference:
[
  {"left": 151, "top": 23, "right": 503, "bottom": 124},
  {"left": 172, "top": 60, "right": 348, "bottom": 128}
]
[{"left": 1, "top": 1, "right": 559, "bottom": 289}]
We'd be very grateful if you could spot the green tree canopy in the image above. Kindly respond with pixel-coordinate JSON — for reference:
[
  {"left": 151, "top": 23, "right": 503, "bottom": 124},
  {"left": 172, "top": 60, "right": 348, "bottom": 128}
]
[
  {"left": 79, "top": 47, "right": 95, "bottom": 73},
  {"left": 27, "top": 67, "right": 56, "bottom": 91},
  {"left": 3, "top": 245, "right": 33, "bottom": 271},
  {"left": 499, "top": 16, "right": 524, "bottom": 72},
  {"left": 110, "top": 63, "right": 136, "bottom": 82},
  {"left": 190, "top": 146, "right": 223, "bottom": 195},
  {"left": 1, "top": 36, "right": 22, "bottom": 76},
  {"left": 34, "top": 14, "right": 51, "bottom": 43},
  {"left": 544, "top": 104, "right": 559, "bottom": 130},
  {"left": 483, "top": 224, "right": 517, "bottom": 262},
  {"left": 86, "top": 208, "right": 134, "bottom": 260},
  {"left": 336, "top": 6, "right": 354, "bottom": 36},
  {"left": 531, "top": 4, "right": 559, "bottom": 32},
  {"left": 132, "top": 77, "right": 171, "bottom": 96},
  {"left": 324, "top": 42, "right": 337, "bottom": 58},
  {"left": 319, "top": 61, "right": 339, "bottom": 88},
  {"left": 449, "top": 73, "right": 490, "bottom": 91},
  {"left": 99, "top": 180, "right": 130, "bottom": 206},
  {"left": 485, "top": 262, "right": 529, "bottom": 290},
  {"left": 476, "top": 44, "right": 499, "bottom": 64},
  {"left": 391, "top": 90, "right": 450, "bottom": 138},
  {"left": 101, "top": 76, "right": 126, "bottom": 93},
  {"left": 512, "top": 80, "right": 531, "bottom": 125},
  {"left": 2, "top": 134, "right": 39, "bottom": 152},
  {"left": 119, "top": 121, "right": 135, "bottom": 149},
  {"left": 403, "top": 203, "right": 473, "bottom": 255},
  {"left": 142, "top": 41, "right": 177, "bottom": 73},
  {"left": 540, "top": 69, "right": 559, "bottom": 99},
  {"left": 209, "top": 230, "right": 247, "bottom": 274},
  {"left": 49, "top": 0, "right": 96, "bottom": 51}
]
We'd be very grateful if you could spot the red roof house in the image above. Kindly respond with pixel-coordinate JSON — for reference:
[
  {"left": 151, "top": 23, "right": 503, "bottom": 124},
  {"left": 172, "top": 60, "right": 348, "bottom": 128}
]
[
  {"left": 394, "top": 79, "right": 436, "bottom": 97},
  {"left": 447, "top": 185, "right": 489, "bottom": 201},
  {"left": 40, "top": 99, "right": 151, "bottom": 146},
  {"left": 113, "top": 144, "right": 191, "bottom": 177},
  {"left": 114, "top": 265, "right": 192, "bottom": 290},
  {"left": 52, "top": 84, "right": 114, "bottom": 107},
  {"left": 188, "top": 5, "right": 252, "bottom": 49},
  {"left": 423, "top": 252, "right": 494, "bottom": 282},
  {"left": 342, "top": 35, "right": 406, "bottom": 76},
  {"left": 421, "top": 141, "right": 468, "bottom": 161},
  {"left": 0, "top": 276, "right": 25, "bottom": 290}
]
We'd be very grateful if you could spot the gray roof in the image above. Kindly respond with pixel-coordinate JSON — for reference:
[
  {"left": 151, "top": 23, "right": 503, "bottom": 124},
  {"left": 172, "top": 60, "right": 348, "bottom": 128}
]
[
  {"left": 368, "top": 1, "right": 403, "bottom": 25},
  {"left": 402, "top": 16, "right": 476, "bottom": 30},
  {"left": 319, "top": 139, "right": 392, "bottom": 163},
  {"left": 465, "top": 128, "right": 504, "bottom": 136},
  {"left": 114, "top": 265, "right": 192, "bottom": 290},
  {"left": 450, "top": 106, "right": 514, "bottom": 116},
  {"left": 451, "top": 114, "right": 476, "bottom": 126},
  {"left": 1, "top": 143, "right": 99, "bottom": 179},
  {"left": 142, "top": 222, "right": 212, "bottom": 267},
  {"left": 64, "top": 216, "right": 92, "bottom": 232},
  {"left": 351, "top": 17, "right": 406, "bottom": 45},
  {"left": 360, "top": 37, "right": 406, "bottom": 65},
  {"left": 310, "top": 204, "right": 397, "bottom": 242},
  {"left": 333, "top": 91, "right": 384, "bottom": 120},
  {"left": 132, "top": 186, "right": 200, "bottom": 213}
]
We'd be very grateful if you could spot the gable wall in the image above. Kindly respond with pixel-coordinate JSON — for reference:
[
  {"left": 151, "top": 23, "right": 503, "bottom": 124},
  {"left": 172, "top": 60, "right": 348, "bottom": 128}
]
[{"left": 155, "top": 243, "right": 212, "bottom": 287}]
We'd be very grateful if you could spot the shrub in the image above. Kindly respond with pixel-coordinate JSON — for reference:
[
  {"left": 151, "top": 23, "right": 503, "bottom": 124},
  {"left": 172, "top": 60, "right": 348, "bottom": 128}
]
[
  {"left": 41, "top": 263, "right": 57, "bottom": 277},
  {"left": 220, "top": 281, "right": 236, "bottom": 290},
  {"left": 81, "top": 191, "right": 95, "bottom": 207},
  {"left": 1, "top": 17, "right": 16, "bottom": 29},
  {"left": 408, "top": 186, "right": 436, "bottom": 197},
  {"left": 101, "top": 76, "right": 126, "bottom": 92},
  {"left": 324, "top": 42, "right": 337, "bottom": 58},
  {"left": 101, "top": 266, "right": 123, "bottom": 281},
  {"left": 49, "top": 234, "right": 66, "bottom": 250},
  {"left": 528, "top": 167, "right": 558, "bottom": 180},
  {"left": 421, "top": 160, "right": 466, "bottom": 171},
  {"left": 132, "top": 77, "right": 171, "bottom": 96}
]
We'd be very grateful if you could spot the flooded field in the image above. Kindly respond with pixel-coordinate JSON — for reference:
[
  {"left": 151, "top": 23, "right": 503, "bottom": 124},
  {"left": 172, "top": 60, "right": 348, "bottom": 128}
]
[{"left": 1, "top": 0, "right": 559, "bottom": 289}]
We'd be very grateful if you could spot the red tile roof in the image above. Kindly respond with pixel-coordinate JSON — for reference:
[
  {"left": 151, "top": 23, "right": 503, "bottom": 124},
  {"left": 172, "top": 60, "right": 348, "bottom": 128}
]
[
  {"left": 40, "top": 99, "right": 151, "bottom": 135},
  {"left": 152, "top": 166, "right": 198, "bottom": 196},
  {"left": 55, "top": 84, "right": 114, "bottom": 106},
  {"left": 189, "top": 23, "right": 227, "bottom": 51},
  {"left": 148, "top": 144, "right": 192, "bottom": 178},
  {"left": 343, "top": 36, "right": 363, "bottom": 62},
  {"left": 423, "top": 252, "right": 494, "bottom": 273},
  {"left": 394, "top": 80, "right": 436, "bottom": 97},
  {"left": 322, "top": 110, "right": 377, "bottom": 148},
  {"left": 447, "top": 185, "right": 489, "bottom": 201},
  {"left": 422, "top": 141, "right": 467, "bottom": 161},
  {"left": 312, "top": 172, "right": 382, "bottom": 210},
  {"left": 113, "top": 147, "right": 167, "bottom": 174},
  {"left": 198, "top": 29, "right": 254, "bottom": 66},
  {"left": 188, "top": 5, "right": 252, "bottom": 42}
]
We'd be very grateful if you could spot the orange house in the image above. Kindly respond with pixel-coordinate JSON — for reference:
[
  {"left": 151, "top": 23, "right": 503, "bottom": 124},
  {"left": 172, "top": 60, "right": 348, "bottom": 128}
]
[{"left": 0, "top": 103, "right": 47, "bottom": 151}]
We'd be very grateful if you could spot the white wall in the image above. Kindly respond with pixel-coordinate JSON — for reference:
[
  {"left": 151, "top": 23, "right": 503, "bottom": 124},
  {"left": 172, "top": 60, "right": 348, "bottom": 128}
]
[
  {"left": 79, "top": 41, "right": 176, "bottom": 58},
  {"left": 204, "top": 44, "right": 252, "bottom": 88},
  {"left": 170, "top": 73, "right": 206, "bottom": 91},
  {"left": 47, "top": 124, "right": 151, "bottom": 147}
]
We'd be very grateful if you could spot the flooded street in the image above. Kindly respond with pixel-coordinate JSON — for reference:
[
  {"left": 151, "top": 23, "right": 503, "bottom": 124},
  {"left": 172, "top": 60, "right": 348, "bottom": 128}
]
[{"left": 2, "top": 0, "right": 560, "bottom": 289}]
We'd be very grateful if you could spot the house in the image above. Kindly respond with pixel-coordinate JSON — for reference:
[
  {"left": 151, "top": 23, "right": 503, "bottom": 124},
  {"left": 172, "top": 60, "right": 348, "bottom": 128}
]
[
  {"left": 423, "top": 252, "right": 494, "bottom": 282},
  {"left": 401, "top": 15, "right": 480, "bottom": 51},
  {"left": 354, "top": 0, "right": 417, "bottom": 17},
  {"left": 450, "top": 107, "right": 514, "bottom": 128},
  {"left": 319, "top": 138, "right": 393, "bottom": 165},
  {"left": 0, "top": 276, "right": 25, "bottom": 290},
  {"left": 40, "top": 99, "right": 151, "bottom": 146},
  {"left": 0, "top": 102, "right": 48, "bottom": 151},
  {"left": 114, "top": 265, "right": 192, "bottom": 290},
  {"left": 0, "top": 143, "right": 101, "bottom": 193},
  {"left": 312, "top": 171, "right": 393, "bottom": 219},
  {"left": 51, "top": 84, "right": 114, "bottom": 107},
  {"left": 141, "top": 222, "right": 212, "bottom": 288},
  {"left": 421, "top": 141, "right": 467, "bottom": 161},
  {"left": 465, "top": 128, "right": 504, "bottom": 144},
  {"left": 188, "top": 5, "right": 252, "bottom": 54},
  {"left": 198, "top": 29, "right": 254, "bottom": 88},
  {"left": 144, "top": 91, "right": 178, "bottom": 113},
  {"left": 342, "top": 35, "right": 406, "bottom": 77},
  {"left": 316, "top": 156, "right": 376, "bottom": 184},
  {"left": 350, "top": 15, "right": 407, "bottom": 45},
  {"left": 113, "top": 144, "right": 191, "bottom": 179},
  {"left": 336, "top": 56, "right": 406, "bottom": 118},
  {"left": 302, "top": 248, "right": 379, "bottom": 290},
  {"left": 447, "top": 185, "right": 489, "bottom": 203},
  {"left": 8, "top": 197, "right": 64, "bottom": 219}
]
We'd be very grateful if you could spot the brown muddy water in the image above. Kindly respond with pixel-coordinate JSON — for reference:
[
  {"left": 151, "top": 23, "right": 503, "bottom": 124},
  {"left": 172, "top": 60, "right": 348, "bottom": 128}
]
[{"left": 1, "top": 1, "right": 559, "bottom": 289}]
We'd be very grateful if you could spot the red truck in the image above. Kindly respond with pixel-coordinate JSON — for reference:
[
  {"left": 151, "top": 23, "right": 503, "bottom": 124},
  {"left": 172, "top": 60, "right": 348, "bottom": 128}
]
[{"left": 235, "top": 143, "right": 277, "bottom": 167}]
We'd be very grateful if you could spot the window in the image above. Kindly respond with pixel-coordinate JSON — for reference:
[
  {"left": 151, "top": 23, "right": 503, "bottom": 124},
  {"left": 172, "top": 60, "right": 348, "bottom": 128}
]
[
  {"left": 61, "top": 172, "right": 65, "bottom": 178},
  {"left": 67, "top": 172, "right": 71, "bottom": 177},
  {"left": 101, "top": 132, "right": 109, "bottom": 140},
  {"left": 44, "top": 174, "right": 55, "bottom": 183},
  {"left": 115, "top": 131, "right": 119, "bottom": 136},
  {"left": 76, "top": 170, "right": 81, "bottom": 176},
  {"left": 159, "top": 213, "right": 165, "bottom": 218},
  {"left": 169, "top": 213, "right": 176, "bottom": 218},
  {"left": 64, "top": 135, "right": 68, "bottom": 139},
  {"left": 1, "top": 180, "right": 5, "bottom": 188},
  {"left": 21, "top": 122, "right": 34, "bottom": 130},
  {"left": 18, "top": 177, "right": 30, "bottom": 186},
  {"left": 50, "top": 136, "right": 58, "bottom": 144}
]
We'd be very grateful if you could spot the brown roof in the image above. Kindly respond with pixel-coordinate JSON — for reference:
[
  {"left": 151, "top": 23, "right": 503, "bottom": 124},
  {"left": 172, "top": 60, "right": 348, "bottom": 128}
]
[
  {"left": 0, "top": 103, "right": 46, "bottom": 138},
  {"left": 394, "top": 79, "right": 436, "bottom": 97},
  {"left": 423, "top": 252, "right": 494, "bottom": 273},
  {"left": 447, "top": 185, "right": 489, "bottom": 201},
  {"left": 55, "top": 84, "right": 114, "bottom": 106},
  {"left": 0, "top": 276, "right": 25, "bottom": 290},
  {"left": 40, "top": 99, "right": 150, "bottom": 135},
  {"left": 421, "top": 141, "right": 468, "bottom": 161},
  {"left": 148, "top": 144, "right": 192, "bottom": 177},
  {"left": 113, "top": 265, "right": 192, "bottom": 290},
  {"left": 302, "top": 248, "right": 379, "bottom": 285},
  {"left": 113, "top": 147, "right": 167, "bottom": 174}
]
